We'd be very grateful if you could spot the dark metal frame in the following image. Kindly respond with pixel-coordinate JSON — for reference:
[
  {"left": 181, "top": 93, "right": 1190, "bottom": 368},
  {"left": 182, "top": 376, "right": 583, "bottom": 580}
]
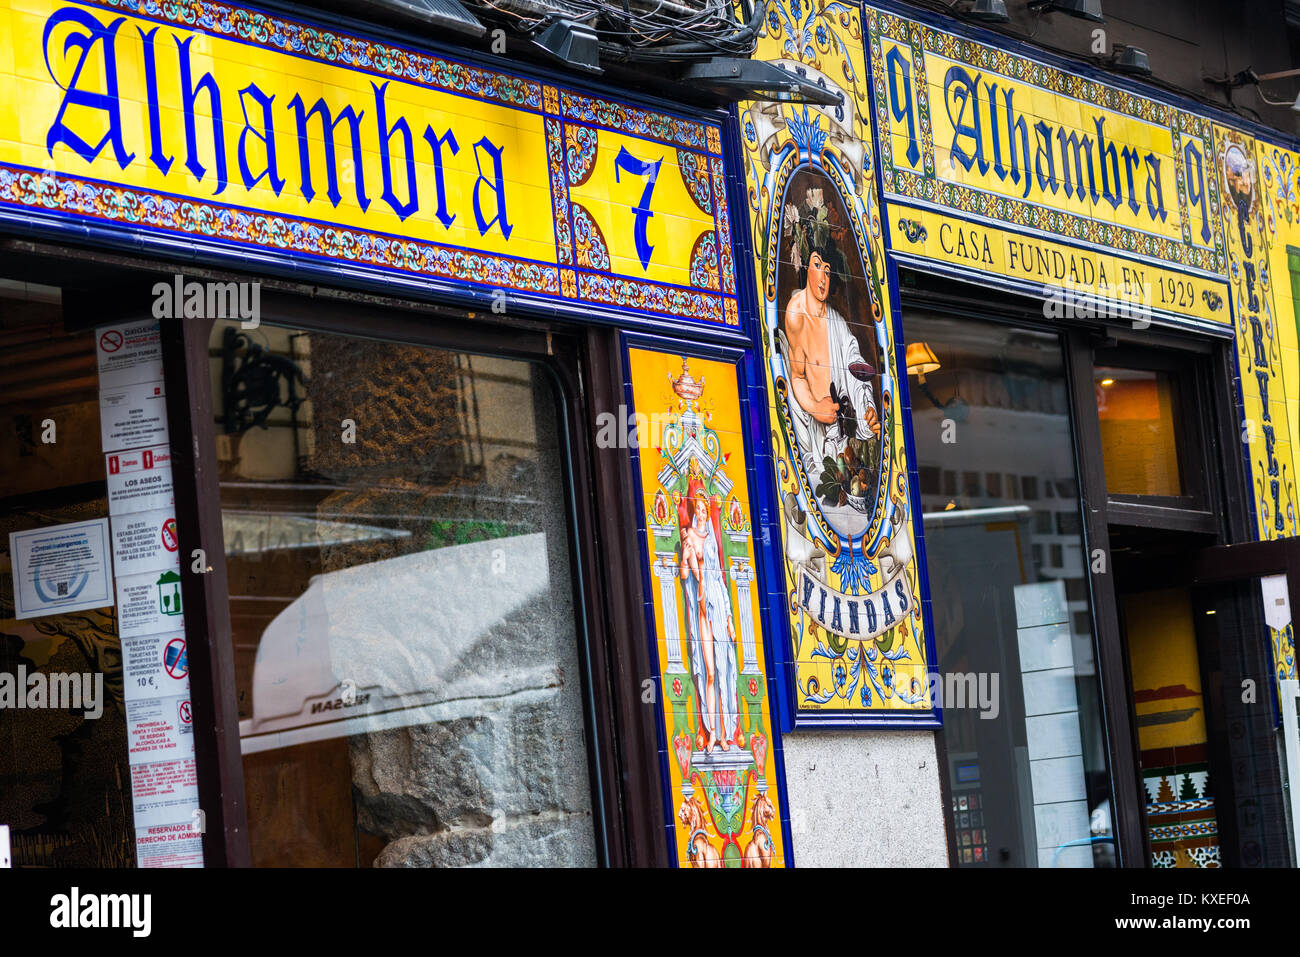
[
  {"left": 189, "top": 287, "right": 671, "bottom": 866},
  {"left": 13, "top": 235, "right": 670, "bottom": 867},
  {"left": 162, "top": 306, "right": 254, "bottom": 867},
  {"left": 1085, "top": 319, "right": 1261, "bottom": 866},
  {"left": 1093, "top": 337, "right": 1222, "bottom": 534}
]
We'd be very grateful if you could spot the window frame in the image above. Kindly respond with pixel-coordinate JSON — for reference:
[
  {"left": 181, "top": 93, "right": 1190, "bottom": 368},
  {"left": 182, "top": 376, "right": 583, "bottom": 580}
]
[
  {"left": 1077, "top": 321, "right": 1255, "bottom": 868},
  {"left": 148, "top": 273, "right": 669, "bottom": 866},
  {"left": 1092, "top": 339, "right": 1219, "bottom": 532}
]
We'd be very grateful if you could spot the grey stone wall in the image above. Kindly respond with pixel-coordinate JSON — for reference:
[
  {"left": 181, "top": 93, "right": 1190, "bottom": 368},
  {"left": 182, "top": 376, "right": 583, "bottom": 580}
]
[
  {"left": 782, "top": 731, "right": 949, "bottom": 867},
  {"left": 352, "top": 701, "right": 598, "bottom": 868}
]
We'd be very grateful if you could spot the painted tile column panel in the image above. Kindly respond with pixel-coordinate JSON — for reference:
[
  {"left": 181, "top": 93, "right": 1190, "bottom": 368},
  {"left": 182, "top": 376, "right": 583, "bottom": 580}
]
[{"left": 625, "top": 345, "right": 788, "bottom": 867}]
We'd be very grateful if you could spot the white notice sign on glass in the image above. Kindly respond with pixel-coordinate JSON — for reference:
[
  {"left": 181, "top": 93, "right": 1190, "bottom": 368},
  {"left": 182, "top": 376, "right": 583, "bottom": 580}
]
[{"left": 9, "top": 519, "right": 113, "bottom": 619}]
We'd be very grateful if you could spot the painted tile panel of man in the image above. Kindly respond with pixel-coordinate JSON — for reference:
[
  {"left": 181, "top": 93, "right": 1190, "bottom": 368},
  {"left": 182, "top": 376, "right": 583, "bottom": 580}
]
[{"left": 784, "top": 239, "right": 880, "bottom": 476}]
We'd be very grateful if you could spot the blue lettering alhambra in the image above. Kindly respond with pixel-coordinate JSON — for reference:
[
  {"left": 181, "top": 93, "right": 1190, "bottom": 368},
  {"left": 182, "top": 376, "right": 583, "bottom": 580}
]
[
  {"left": 42, "top": 7, "right": 514, "bottom": 236},
  {"left": 884, "top": 51, "right": 1214, "bottom": 245},
  {"left": 941, "top": 66, "right": 1212, "bottom": 242}
]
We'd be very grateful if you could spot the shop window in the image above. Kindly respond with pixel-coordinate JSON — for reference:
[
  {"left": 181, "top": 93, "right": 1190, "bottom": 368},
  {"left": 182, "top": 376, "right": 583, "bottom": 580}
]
[
  {"left": 209, "top": 320, "right": 597, "bottom": 867},
  {"left": 1057, "top": 512, "right": 1082, "bottom": 536},
  {"left": 905, "top": 310, "right": 1114, "bottom": 868},
  {"left": 0, "top": 283, "right": 138, "bottom": 866},
  {"left": 1095, "top": 366, "right": 1184, "bottom": 498}
]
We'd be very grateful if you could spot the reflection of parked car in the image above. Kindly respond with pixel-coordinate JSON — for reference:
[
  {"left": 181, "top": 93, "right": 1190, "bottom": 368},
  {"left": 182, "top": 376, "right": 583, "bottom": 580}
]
[{"left": 238, "top": 531, "right": 556, "bottom": 754}]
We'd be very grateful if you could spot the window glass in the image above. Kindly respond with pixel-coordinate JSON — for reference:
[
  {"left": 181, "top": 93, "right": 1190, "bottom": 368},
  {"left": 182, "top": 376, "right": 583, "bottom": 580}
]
[
  {"left": 1095, "top": 366, "right": 1184, "bottom": 497},
  {"left": 210, "top": 320, "right": 597, "bottom": 867},
  {"left": 0, "top": 283, "right": 138, "bottom": 866},
  {"left": 1122, "top": 587, "right": 1216, "bottom": 867},
  {"left": 905, "top": 310, "right": 1114, "bottom": 867}
]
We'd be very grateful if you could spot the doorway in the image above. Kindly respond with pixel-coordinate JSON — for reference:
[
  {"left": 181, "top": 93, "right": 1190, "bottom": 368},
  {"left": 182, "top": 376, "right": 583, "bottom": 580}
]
[
  {"left": 1112, "top": 526, "right": 1295, "bottom": 867},
  {"left": 903, "top": 269, "right": 1299, "bottom": 867},
  {"left": 1092, "top": 333, "right": 1297, "bottom": 868}
]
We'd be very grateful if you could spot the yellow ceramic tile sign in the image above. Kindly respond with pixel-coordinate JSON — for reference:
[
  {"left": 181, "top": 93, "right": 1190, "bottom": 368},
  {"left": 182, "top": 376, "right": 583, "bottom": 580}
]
[
  {"left": 869, "top": 6, "right": 1227, "bottom": 299},
  {"left": 889, "top": 205, "right": 1230, "bottom": 326},
  {"left": 0, "top": 0, "right": 737, "bottom": 323},
  {"left": 1214, "top": 127, "right": 1299, "bottom": 695},
  {"left": 1215, "top": 125, "right": 1299, "bottom": 543},
  {"left": 923, "top": 49, "right": 1186, "bottom": 248},
  {"left": 566, "top": 126, "right": 722, "bottom": 291}
]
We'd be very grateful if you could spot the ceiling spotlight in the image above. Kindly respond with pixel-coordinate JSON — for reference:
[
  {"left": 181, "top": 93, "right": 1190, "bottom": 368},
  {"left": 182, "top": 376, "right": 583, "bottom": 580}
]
[
  {"left": 532, "top": 18, "right": 602, "bottom": 75},
  {"left": 1112, "top": 45, "right": 1150, "bottom": 76},
  {"left": 1029, "top": 0, "right": 1104, "bottom": 23}
]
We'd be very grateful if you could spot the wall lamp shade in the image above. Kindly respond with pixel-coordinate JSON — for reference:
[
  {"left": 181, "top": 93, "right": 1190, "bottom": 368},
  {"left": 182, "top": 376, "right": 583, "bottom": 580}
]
[
  {"left": 968, "top": 0, "right": 1009, "bottom": 23},
  {"left": 1031, "top": 0, "right": 1104, "bottom": 23},
  {"left": 1113, "top": 45, "right": 1151, "bottom": 76},
  {"left": 353, "top": 0, "right": 484, "bottom": 37},
  {"left": 532, "top": 19, "right": 603, "bottom": 75},
  {"left": 906, "top": 342, "right": 941, "bottom": 381}
]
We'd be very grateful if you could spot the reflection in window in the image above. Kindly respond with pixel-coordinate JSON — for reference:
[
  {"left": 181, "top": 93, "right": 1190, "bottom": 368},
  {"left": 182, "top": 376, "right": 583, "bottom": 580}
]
[
  {"left": 0, "top": 283, "right": 137, "bottom": 866},
  {"left": 1095, "top": 367, "right": 1183, "bottom": 497},
  {"left": 905, "top": 312, "right": 1114, "bottom": 867},
  {"left": 1122, "top": 587, "right": 1218, "bottom": 867},
  {"left": 210, "top": 321, "right": 596, "bottom": 867}
]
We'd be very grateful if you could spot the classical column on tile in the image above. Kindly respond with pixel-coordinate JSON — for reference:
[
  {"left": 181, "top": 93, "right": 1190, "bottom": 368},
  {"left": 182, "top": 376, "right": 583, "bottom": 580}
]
[
  {"left": 654, "top": 554, "right": 684, "bottom": 669},
  {"left": 729, "top": 558, "right": 760, "bottom": 675}
]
